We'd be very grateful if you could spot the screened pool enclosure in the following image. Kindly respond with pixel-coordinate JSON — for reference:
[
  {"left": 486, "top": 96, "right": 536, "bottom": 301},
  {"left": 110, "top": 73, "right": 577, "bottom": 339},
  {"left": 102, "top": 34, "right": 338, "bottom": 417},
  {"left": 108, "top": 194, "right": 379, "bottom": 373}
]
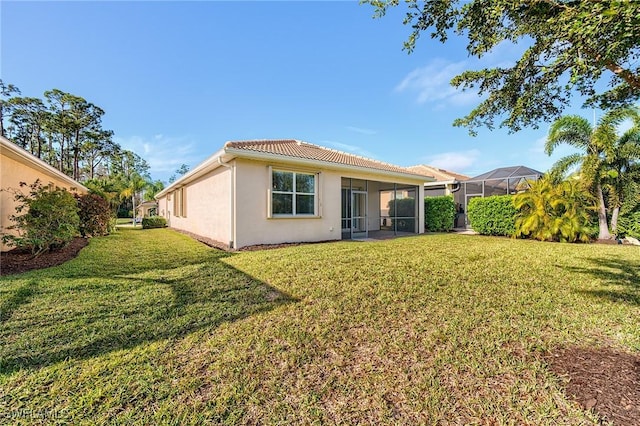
[
  {"left": 461, "top": 166, "right": 543, "bottom": 227},
  {"left": 341, "top": 177, "right": 420, "bottom": 239}
]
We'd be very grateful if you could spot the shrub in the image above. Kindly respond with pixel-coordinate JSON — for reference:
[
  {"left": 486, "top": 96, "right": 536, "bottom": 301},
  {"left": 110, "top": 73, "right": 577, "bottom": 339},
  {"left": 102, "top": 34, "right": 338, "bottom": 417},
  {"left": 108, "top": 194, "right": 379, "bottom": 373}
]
[
  {"left": 2, "top": 180, "right": 80, "bottom": 256},
  {"left": 388, "top": 197, "right": 416, "bottom": 232},
  {"left": 424, "top": 196, "right": 455, "bottom": 232},
  {"left": 467, "top": 195, "right": 517, "bottom": 236},
  {"left": 117, "top": 208, "right": 133, "bottom": 218},
  {"left": 513, "top": 177, "right": 596, "bottom": 243},
  {"left": 617, "top": 211, "right": 640, "bottom": 239},
  {"left": 76, "top": 193, "right": 112, "bottom": 237},
  {"left": 142, "top": 216, "right": 167, "bottom": 229}
]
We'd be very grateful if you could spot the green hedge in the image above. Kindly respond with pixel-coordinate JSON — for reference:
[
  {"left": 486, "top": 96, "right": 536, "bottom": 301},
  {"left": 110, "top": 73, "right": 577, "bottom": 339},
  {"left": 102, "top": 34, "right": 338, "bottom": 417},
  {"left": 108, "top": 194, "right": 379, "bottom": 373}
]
[
  {"left": 142, "top": 216, "right": 167, "bottom": 229},
  {"left": 467, "top": 195, "right": 516, "bottom": 236},
  {"left": 424, "top": 196, "right": 455, "bottom": 232},
  {"left": 77, "top": 193, "right": 112, "bottom": 237}
]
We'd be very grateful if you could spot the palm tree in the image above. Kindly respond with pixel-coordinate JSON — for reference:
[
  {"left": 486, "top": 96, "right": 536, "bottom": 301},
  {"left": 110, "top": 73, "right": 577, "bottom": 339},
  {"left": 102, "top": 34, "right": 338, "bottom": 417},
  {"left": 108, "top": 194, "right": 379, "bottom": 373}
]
[
  {"left": 120, "top": 173, "right": 148, "bottom": 226},
  {"left": 603, "top": 121, "right": 640, "bottom": 233},
  {"left": 545, "top": 107, "right": 640, "bottom": 240},
  {"left": 144, "top": 180, "right": 164, "bottom": 201},
  {"left": 513, "top": 176, "right": 594, "bottom": 243}
]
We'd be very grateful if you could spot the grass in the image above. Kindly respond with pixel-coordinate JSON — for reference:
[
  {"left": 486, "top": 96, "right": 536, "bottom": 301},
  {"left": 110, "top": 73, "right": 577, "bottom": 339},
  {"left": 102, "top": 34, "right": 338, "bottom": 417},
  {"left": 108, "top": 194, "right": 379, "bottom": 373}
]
[{"left": 1, "top": 228, "right": 638, "bottom": 424}]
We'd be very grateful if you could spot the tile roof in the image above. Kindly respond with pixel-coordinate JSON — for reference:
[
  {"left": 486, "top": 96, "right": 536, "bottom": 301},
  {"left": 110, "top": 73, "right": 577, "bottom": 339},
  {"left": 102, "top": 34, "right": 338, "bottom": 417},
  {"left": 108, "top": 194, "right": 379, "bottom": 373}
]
[
  {"left": 407, "top": 164, "right": 470, "bottom": 182},
  {"left": 225, "top": 139, "right": 426, "bottom": 176}
]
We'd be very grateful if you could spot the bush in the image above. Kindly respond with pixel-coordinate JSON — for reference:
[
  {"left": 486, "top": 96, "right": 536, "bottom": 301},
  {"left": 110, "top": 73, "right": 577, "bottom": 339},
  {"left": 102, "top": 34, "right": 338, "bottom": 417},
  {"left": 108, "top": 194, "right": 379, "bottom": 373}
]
[
  {"left": 513, "top": 177, "right": 596, "bottom": 243},
  {"left": 117, "top": 208, "right": 133, "bottom": 218},
  {"left": 142, "top": 216, "right": 167, "bottom": 229},
  {"left": 617, "top": 212, "right": 640, "bottom": 239},
  {"left": 76, "top": 193, "right": 112, "bottom": 237},
  {"left": 2, "top": 180, "right": 80, "bottom": 256},
  {"left": 424, "top": 196, "right": 455, "bottom": 232},
  {"left": 467, "top": 195, "right": 517, "bottom": 236},
  {"left": 388, "top": 197, "right": 416, "bottom": 232}
]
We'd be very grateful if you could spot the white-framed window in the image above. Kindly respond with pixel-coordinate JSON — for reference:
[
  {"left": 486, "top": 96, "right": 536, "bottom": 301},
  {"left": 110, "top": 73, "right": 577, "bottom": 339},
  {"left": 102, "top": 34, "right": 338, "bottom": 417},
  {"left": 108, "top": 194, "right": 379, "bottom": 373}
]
[{"left": 271, "top": 169, "right": 317, "bottom": 216}]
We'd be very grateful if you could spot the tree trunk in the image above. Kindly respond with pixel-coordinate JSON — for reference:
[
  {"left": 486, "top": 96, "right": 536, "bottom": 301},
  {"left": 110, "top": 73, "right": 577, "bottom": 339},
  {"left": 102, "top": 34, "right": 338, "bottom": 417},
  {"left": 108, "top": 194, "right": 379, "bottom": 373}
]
[
  {"left": 73, "top": 130, "right": 80, "bottom": 180},
  {"left": 59, "top": 137, "right": 65, "bottom": 172},
  {"left": 611, "top": 206, "right": 620, "bottom": 236},
  {"left": 596, "top": 183, "right": 612, "bottom": 240}
]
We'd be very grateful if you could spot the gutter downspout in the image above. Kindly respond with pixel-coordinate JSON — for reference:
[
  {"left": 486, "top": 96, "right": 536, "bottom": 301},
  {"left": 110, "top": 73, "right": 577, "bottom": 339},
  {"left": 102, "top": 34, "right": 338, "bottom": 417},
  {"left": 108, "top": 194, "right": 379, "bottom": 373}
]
[{"left": 218, "top": 157, "right": 235, "bottom": 249}]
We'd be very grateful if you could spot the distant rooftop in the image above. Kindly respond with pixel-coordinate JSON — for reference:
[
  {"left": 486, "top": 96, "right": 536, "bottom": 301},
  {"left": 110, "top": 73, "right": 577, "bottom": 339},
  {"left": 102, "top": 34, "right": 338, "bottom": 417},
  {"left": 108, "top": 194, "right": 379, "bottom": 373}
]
[
  {"left": 407, "top": 164, "right": 469, "bottom": 182},
  {"left": 225, "top": 139, "right": 427, "bottom": 177},
  {"left": 468, "top": 165, "right": 543, "bottom": 181}
]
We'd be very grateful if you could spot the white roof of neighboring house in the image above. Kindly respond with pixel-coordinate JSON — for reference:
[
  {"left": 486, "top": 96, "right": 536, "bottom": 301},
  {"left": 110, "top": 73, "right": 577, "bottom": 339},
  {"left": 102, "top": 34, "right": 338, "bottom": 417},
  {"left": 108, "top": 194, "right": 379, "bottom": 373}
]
[
  {"left": 1, "top": 135, "right": 88, "bottom": 192},
  {"left": 137, "top": 200, "right": 158, "bottom": 208},
  {"left": 407, "top": 164, "right": 469, "bottom": 186},
  {"left": 157, "top": 139, "right": 434, "bottom": 198}
]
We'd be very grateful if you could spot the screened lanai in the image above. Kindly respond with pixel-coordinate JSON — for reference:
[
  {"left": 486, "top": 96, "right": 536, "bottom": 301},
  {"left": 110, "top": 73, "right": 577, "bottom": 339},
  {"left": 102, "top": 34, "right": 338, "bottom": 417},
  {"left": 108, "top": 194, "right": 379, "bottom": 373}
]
[
  {"left": 461, "top": 165, "right": 543, "bottom": 227},
  {"left": 341, "top": 178, "right": 420, "bottom": 239}
]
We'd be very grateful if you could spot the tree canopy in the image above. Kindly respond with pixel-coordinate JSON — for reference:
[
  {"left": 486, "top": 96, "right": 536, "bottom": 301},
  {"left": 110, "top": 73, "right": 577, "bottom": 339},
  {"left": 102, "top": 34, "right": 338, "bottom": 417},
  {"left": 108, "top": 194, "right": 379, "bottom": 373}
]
[
  {"left": 1, "top": 80, "right": 149, "bottom": 183},
  {"left": 365, "top": 0, "right": 640, "bottom": 134}
]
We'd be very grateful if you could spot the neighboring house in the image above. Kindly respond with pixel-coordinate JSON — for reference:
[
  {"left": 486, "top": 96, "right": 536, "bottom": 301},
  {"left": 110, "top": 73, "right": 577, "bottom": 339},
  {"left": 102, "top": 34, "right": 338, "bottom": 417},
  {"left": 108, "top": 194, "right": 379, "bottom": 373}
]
[
  {"left": 461, "top": 165, "right": 543, "bottom": 227},
  {"left": 408, "top": 165, "right": 470, "bottom": 227},
  {"left": 408, "top": 165, "right": 469, "bottom": 198},
  {"left": 136, "top": 200, "right": 158, "bottom": 218},
  {"left": 0, "top": 135, "right": 88, "bottom": 251},
  {"left": 155, "top": 140, "right": 433, "bottom": 249}
]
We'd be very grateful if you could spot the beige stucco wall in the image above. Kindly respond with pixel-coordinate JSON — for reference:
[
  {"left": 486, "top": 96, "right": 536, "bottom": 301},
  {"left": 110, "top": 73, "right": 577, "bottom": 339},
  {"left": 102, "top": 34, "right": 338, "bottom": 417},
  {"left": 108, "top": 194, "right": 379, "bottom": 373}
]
[
  {"left": 1, "top": 145, "right": 87, "bottom": 251},
  {"left": 233, "top": 159, "right": 425, "bottom": 248},
  {"left": 156, "top": 156, "right": 425, "bottom": 249},
  {"left": 233, "top": 158, "right": 341, "bottom": 248},
  {"left": 157, "top": 165, "right": 232, "bottom": 246}
]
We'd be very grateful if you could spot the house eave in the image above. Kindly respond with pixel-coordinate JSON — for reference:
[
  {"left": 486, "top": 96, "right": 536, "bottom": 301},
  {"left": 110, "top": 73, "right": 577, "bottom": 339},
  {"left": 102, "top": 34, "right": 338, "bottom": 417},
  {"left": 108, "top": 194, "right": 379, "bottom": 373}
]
[
  {"left": 1, "top": 136, "right": 88, "bottom": 192},
  {"left": 223, "top": 147, "right": 434, "bottom": 184},
  {"left": 424, "top": 180, "right": 457, "bottom": 187},
  {"left": 155, "top": 147, "right": 230, "bottom": 199},
  {"left": 155, "top": 144, "right": 436, "bottom": 200}
]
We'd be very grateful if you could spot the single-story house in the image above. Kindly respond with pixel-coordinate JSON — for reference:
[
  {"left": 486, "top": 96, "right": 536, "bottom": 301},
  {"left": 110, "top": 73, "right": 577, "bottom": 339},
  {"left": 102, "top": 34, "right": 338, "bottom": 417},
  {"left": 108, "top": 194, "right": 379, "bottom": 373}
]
[
  {"left": 1, "top": 135, "right": 88, "bottom": 251},
  {"left": 136, "top": 200, "right": 158, "bottom": 218},
  {"left": 155, "top": 140, "right": 433, "bottom": 249}
]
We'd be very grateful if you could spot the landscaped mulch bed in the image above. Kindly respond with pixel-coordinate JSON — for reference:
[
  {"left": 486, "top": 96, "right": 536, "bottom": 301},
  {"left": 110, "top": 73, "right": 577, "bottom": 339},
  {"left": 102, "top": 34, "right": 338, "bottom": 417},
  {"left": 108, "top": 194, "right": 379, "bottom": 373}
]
[
  {"left": 547, "top": 345, "right": 640, "bottom": 425},
  {"left": 0, "top": 237, "right": 89, "bottom": 276}
]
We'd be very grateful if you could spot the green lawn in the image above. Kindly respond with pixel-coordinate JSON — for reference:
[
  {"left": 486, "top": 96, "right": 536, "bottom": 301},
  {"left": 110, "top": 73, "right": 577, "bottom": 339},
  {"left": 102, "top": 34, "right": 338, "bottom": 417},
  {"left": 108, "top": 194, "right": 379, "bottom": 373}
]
[{"left": 1, "top": 228, "right": 638, "bottom": 424}]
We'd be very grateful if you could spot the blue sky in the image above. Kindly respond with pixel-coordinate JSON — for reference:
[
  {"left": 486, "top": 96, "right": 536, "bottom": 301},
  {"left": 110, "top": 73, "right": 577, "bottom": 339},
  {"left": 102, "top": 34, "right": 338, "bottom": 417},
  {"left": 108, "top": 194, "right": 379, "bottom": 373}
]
[{"left": 2, "top": 1, "right": 592, "bottom": 183}]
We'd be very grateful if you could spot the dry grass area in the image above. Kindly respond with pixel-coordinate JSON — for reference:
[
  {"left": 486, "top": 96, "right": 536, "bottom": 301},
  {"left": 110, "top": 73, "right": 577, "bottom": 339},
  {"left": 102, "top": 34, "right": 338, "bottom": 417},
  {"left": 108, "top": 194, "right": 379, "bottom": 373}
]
[{"left": 1, "top": 228, "right": 638, "bottom": 424}]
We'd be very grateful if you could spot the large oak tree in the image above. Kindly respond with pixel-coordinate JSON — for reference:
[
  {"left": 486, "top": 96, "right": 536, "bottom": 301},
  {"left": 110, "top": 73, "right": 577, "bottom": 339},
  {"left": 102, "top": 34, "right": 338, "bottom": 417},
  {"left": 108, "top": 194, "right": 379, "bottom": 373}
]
[{"left": 365, "top": 0, "right": 640, "bottom": 134}]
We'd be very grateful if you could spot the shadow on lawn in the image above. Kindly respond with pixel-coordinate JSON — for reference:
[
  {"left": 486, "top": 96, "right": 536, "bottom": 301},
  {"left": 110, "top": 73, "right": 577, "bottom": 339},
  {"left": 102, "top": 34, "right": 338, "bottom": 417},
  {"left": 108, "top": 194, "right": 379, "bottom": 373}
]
[
  {"left": 563, "top": 256, "right": 640, "bottom": 306},
  {"left": 0, "top": 279, "right": 38, "bottom": 322},
  {"left": 0, "top": 252, "right": 297, "bottom": 375}
]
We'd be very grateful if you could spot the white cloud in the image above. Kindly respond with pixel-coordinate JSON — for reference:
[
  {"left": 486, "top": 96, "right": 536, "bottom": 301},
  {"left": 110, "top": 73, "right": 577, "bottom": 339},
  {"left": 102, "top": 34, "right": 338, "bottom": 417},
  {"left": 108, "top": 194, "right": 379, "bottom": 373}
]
[
  {"left": 114, "top": 134, "right": 199, "bottom": 179},
  {"left": 422, "top": 149, "right": 481, "bottom": 172},
  {"left": 346, "top": 126, "right": 377, "bottom": 135},
  {"left": 529, "top": 136, "right": 547, "bottom": 155},
  {"left": 396, "top": 41, "right": 522, "bottom": 108},
  {"left": 395, "top": 59, "right": 473, "bottom": 105},
  {"left": 321, "top": 140, "right": 377, "bottom": 159}
]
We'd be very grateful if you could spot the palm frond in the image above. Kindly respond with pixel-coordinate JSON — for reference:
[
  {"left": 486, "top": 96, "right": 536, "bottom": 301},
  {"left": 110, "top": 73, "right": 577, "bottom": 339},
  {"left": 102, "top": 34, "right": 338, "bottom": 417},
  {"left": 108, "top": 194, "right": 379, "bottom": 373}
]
[{"left": 545, "top": 116, "right": 591, "bottom": 155}]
